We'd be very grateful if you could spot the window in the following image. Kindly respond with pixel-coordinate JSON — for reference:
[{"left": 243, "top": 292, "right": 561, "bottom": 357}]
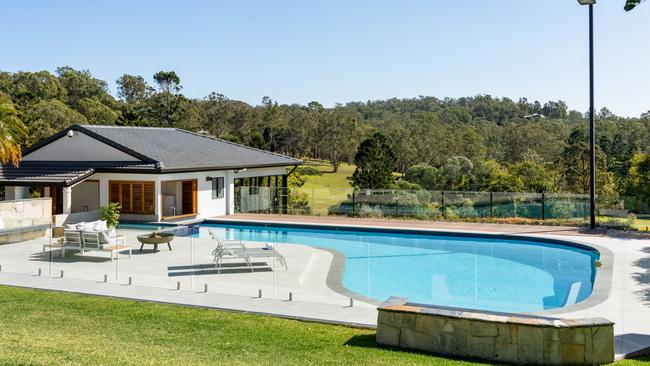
[
  {"left": 109, "top": 181, "right": 155, "bottom": 214},
  {"left": 212, "top": 177, "right": 224, "bottom": 199}
]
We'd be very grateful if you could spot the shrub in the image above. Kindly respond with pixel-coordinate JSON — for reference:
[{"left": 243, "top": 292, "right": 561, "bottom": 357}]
[{"left": 99, "top": 202, "right": 121, "bottom": 229}]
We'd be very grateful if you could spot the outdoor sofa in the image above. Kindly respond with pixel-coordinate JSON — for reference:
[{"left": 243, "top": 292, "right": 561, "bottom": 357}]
[{"left": 46, "top": 220, "right": 132, "bottom": 261}]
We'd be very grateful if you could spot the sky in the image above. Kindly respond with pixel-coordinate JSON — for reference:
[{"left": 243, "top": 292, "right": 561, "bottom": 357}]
[{"left": 1, "top": 0, "right": 649, "bottom": 117}]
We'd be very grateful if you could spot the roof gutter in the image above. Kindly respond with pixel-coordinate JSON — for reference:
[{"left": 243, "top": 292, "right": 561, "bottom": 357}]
[{"left": 286, "top": 165, "right": 299, "bottom": 177}]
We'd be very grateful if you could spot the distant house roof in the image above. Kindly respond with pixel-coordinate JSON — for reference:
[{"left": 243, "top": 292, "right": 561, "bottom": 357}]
[{"left": 0, "top": 125, "right": 302, "bottom": 186}]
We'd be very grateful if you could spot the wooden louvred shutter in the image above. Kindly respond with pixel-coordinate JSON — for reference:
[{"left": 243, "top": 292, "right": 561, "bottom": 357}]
[
  {"left": 109, "top": 180, "right": 155, "bottom": 215},
  {"left": 109, "top": 182, "right": 120, "bottom": 205},
  {"left": 143, "top": 183, "right": 154, "bottom": 215},
  {"left": 120, "top": 183, "right": 131, "bottom": 213},
  {"left": 132, "top": 183, "right": 143, "bottom": 213}
]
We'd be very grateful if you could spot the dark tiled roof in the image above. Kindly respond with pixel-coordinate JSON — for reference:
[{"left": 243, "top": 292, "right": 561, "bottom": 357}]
[
  {"left": 0, "top": 161, "right": 158, "bottom": 186},
  {"left": 0, "top": 163, "right": 95, "bottom": 186},
  {"left": 78, "top": 125, "right": 302, "bottom": 171}
]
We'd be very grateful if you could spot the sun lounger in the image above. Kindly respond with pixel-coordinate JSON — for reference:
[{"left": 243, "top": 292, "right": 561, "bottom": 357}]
[
  {"left": 208, "top": 230, "right": 246, "bottom": 250},
  {"left": 210, "top": 238, "right": 287, "bottom": 273}
]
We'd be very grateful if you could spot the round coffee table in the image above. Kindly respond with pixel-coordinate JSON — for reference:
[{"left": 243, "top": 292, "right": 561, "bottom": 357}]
[{"left": 137, "top": 233, "right": 174, "bottom": 252}]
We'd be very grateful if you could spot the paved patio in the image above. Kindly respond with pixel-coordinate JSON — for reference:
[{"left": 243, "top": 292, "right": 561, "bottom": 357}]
[
  {"left": 0, "top": 228, "right": 370, "bottom": 308},
  {"left": 0, "top": 217, "right": 649, "bottom": 359}
]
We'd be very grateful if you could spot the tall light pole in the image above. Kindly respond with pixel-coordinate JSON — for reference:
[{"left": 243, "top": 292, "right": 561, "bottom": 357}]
[{"left": 578, "top": 0, "right": 597, "bottom": 230}]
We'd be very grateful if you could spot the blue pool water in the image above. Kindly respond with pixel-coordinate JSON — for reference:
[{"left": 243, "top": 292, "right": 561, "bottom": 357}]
[{"left": 121, "top": 222, "right": 598, "bottom": 313}]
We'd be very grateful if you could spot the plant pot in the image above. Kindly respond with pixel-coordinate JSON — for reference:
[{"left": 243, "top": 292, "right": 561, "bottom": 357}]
[{"left": 107, "top": 227, "right": 117, "bottom": 238}]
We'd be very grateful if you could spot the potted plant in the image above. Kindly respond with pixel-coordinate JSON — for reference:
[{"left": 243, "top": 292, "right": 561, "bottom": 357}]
[{"left": 99, "top": 202, "right": 121, "bottom": 237}]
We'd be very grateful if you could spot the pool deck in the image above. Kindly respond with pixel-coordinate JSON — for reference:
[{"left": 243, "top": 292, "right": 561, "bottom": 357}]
[
  {"left": 1, "top": 215, "right": 650, "bottom": 359},
  {"left": 216, "top": 214, "right": 650, "bottom": 239}
]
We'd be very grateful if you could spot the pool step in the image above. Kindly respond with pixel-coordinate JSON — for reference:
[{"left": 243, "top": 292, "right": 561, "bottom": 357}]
[{"left": 299, "top": 248, "right": 333, "bottom": 288}]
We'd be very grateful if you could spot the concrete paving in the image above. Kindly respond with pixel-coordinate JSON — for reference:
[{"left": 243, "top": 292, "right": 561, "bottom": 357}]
[
  {"left": 0, "top": 272, "right": 377, "bottom": 328},
  {"left": 0, "top": 229, "right": 374, "bottom": 309}
]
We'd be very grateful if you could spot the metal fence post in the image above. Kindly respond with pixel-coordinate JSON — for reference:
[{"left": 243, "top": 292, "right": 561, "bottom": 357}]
[
  {"left": 490, "top": 192, "right": 494, "bottom": 218},
  {"left": 281, "top": 175, "right": 288, "bottom": 214},
  {"left": 352, "top": 191, "right": 356, "bottom": 216},
  {"left": 395, "top": 192, "right": 398, "bottom": 217},
  {"left": 541, "top": 193, "right": 546, "bottom": 220},
  {"left": 441, "top": 191, "right": 445, "bottom": 218}
]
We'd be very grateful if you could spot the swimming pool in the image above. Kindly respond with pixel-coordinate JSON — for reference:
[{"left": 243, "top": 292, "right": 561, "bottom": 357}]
[{"left": 122, "top": 222, "right": 599, "bottom": 313}]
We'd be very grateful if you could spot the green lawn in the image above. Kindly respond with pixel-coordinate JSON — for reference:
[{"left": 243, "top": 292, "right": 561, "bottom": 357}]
[
  {"left": 0, "top": 286, "right": 474, "bottom": 366},
  {"left": 0, "top": 286, "right": 649, "bottom": 365},
  {"left": 297, "top": 159, "right": 355, "bottom": 215},
  {"left": 634, "top": 218, "right": 650, "bottom": 232}
]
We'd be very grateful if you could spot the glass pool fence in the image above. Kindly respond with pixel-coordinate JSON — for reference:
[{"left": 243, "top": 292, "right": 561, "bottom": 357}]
[{"left": 235, "top": 186, "right": 591, "bottom": 220}]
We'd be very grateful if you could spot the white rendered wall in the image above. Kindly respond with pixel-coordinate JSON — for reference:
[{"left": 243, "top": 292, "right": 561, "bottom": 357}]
[
  {"left": 71, "top": 181, "right": 99, "bottom": 213},
  {"left": 89, "top": 166, "right": 288, "bottom": 221},
  {"left": 23, "top": 131, "right": 142, "bottom": 162}
]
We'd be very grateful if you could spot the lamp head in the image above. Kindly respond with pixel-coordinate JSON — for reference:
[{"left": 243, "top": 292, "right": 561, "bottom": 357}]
[{"left": 577, "top": 0, "right": 596, "bottom": 5}]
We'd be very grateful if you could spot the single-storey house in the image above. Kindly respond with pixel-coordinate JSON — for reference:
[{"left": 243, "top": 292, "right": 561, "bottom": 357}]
[{"left": 0, "top": 125, "right": 301, "bottom": 224}]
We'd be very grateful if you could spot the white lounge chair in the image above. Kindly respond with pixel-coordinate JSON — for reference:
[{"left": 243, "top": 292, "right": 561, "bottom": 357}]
[
  {"left": 208, "top": 230, "right": 246, "bottom": 250},
  {"left": 210, "top": 239, "right": 287, "bottom": 273}
]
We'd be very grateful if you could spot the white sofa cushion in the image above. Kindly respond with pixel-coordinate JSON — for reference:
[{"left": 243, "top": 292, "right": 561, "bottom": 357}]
[{"left": 93, "top": 220, "right": 108, "bottom": 232}]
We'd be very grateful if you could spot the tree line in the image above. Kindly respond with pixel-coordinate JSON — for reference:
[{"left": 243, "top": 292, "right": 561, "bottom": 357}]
[{"left": 0, "top": 67, "right": 648, "bottom": 206}]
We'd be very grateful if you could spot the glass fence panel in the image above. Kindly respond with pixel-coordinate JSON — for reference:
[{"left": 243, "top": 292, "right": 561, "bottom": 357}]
[
  {"left": 117, "top": 225, "right": 196, "bottom": 290},
  {"left": 544, "top": 193, "right": 589, "bottom": 219},
  {"left": 201, "top": 224, "right": 280, "bottom": 298},
  {"left": 304, "top": 187, "right": 352, "bottom": 216},
  {"left": 235, "top": 186, "right": 592, "bottom": 221}
]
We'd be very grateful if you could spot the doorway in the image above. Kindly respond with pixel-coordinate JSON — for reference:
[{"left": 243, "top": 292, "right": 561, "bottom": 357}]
[
  {"left": 181, "top": 180, "right": 197, "bottom": 215},
  {"left": 161, "top": 179, "right": 197, "bottom": 219}
]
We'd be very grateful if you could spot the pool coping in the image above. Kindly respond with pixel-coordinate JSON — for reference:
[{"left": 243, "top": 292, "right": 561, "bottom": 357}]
[{"left": 202, "top": 217, "right": 614, "bottom": 316}]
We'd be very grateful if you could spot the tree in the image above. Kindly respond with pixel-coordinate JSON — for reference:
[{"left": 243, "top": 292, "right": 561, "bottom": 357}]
[
  {"left": 7, "top": 71, "right": 65, "bottom": 104},
  {"left": 26, "top": 99, "right": 87, "bottom": 143},
  {"left": 509, "top": 160, "right": 554, "bottom": 193},
  {"left": 349, "top": 133, "right": 396, "bottom": 189},
  {"left": 247, "top": 132, "right": 268, "bottom": 150},
  {"left": 56, "top": 67, "right": 110, "bottom": 107},
  {"left": 150, "top": 71, "right": 184, "bottom": 127},
  {"left": 404, "top": 164, "right": 440, "bottom": 190},
  {"left": 488, "top": 170, "right": 524, "bottom": 192},
  {"left": 153, "top": 71, "right": 181, "bottom": 94},
  {"left": 542, "top": 100, "right": 567, "bottom": 119},
  {"left": 0, "top": 94, "right": 28, "bottom": 166},
  {"left": 629, "top": 153, "right": 650, "bottom": 203},
  {"left": 77, "top": 97, "right": 119, "bottom": 124},
  {"left": 116, "top": 74, "right": 151, "bottom": 104},
  {"left": 441, "top": 156, "right": 474, "bottom": 191},
  {"left": 318, "top": 108, "right": 358, "bottom": 172},
  {"left": 560, "top": 128, "right": 614, "bottom": 200},
  {"left": 625, "top": 0, "right": 643, "bottom": 11},
  {"left": 599, "top": 107, "right": 614, "bottom": 119}
]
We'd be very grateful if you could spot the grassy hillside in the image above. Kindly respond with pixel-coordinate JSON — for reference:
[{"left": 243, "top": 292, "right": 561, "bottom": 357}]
[{"left": 296, "top": 160, "right": 355, "bottom": 215}]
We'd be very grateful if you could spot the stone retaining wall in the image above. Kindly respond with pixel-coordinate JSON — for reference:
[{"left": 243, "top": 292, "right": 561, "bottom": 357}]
[{"left": 376, "top": 297, "right": 614, "bottom": 365}]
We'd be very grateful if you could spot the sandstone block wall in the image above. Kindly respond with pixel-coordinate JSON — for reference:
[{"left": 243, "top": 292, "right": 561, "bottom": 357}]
[{"left": 376, "top": 297, "right": 614, "bottom": 365}]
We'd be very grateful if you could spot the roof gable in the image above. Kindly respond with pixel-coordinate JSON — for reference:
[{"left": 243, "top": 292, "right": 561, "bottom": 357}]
[{"left": 23, "top": 129, "right": 145, "bottom": 162}]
